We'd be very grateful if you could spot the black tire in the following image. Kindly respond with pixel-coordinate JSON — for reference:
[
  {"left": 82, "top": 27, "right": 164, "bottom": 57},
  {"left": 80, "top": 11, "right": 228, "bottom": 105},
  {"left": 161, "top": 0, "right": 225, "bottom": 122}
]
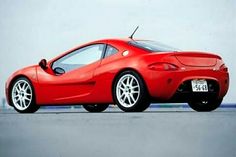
[
  {"left": 113, "top": 70, "right": 150, "bottom": 112},
  {"left": 188, "top": 98, "right": 222, "bottom": 112},
  {"left": 9, "top": 77, "right": 40, "bottom": 113},
  {"left": 83, "top": 104, "right": 109, "bottom": 112}
]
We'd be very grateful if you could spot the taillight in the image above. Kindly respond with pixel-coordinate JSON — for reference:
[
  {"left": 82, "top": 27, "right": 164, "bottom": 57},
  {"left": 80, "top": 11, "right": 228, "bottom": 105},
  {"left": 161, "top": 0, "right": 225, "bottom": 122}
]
[
  {"left": 220, "top": 64, "right": 228, "bottom": 72},
  {"left": 148, "top": 63, "right": 179, "bottom": 71}
]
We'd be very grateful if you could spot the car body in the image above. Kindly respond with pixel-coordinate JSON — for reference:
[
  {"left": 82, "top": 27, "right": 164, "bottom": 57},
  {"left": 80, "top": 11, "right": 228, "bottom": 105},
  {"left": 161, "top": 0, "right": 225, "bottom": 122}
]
[{"left": 5, "top": 38, "right": 229, "bottom": 113}]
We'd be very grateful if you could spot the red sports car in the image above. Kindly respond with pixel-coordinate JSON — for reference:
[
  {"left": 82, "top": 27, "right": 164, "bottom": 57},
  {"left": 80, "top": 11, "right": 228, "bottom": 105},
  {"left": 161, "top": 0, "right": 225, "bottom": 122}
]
[{"left": 5, "top": 38, "right": 229, "bottom": 113}]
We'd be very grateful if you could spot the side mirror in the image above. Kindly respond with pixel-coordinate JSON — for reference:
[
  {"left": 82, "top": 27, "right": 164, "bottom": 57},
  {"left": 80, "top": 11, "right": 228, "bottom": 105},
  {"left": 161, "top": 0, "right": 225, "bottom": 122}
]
[
  {"left": 39, "top": 59, "right": 47, "bottom": 70},
  {"left": 53, "top": 67, "right": 65, "bottom": 75}
]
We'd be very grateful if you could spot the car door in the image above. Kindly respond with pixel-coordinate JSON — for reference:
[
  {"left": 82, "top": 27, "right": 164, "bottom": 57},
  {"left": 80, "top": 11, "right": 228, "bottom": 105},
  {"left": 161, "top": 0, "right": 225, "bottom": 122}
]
[{"left": 36, "top": 44, "right": 105, "bottom": 104}]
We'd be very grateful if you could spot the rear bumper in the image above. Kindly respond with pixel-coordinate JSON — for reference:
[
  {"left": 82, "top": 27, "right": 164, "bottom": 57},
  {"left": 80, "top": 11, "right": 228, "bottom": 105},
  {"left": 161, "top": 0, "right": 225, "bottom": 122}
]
[{"left": 144, "top": 69, "right": 229, "bottom": 101}]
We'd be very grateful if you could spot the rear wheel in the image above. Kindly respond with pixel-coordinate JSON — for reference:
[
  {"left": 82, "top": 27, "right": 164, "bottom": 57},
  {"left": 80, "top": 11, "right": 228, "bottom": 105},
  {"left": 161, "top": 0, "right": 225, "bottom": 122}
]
[
  {"left": 10, "top": 77, "right": 39, "bottom": 113},
  {"left": 188, "top": 98, "right": 222, "bottom": 112},
  {"left": 113, "top": 71, "right": 150, "bottom": 112},
  {"left": 83, "top": 104, "right": 109, "bottom": 112}
]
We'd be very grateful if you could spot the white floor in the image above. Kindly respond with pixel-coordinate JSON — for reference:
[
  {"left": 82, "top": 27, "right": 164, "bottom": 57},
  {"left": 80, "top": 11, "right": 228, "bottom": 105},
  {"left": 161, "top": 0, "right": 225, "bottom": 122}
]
[{"left": 0, "top": 108, "right": 236, "bottom": 157}]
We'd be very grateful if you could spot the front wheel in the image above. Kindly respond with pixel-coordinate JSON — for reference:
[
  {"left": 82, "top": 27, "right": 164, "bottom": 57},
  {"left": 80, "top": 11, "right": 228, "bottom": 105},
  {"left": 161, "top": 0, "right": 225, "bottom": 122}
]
[
  {"left": 83, "top": 104, "right": 109, "bottom": 112},
  {"left": 113, "top": 71, "right": 150, "bottom": 112},
  {"left": 10, "top": 77, "right": 39, "bottom": 113},
  {"left": 188, "top": 98, "right": 222, "bottom": 112}
]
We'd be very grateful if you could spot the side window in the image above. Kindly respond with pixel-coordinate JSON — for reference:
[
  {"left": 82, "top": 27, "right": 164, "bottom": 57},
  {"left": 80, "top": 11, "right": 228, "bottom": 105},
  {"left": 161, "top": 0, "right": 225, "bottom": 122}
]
[
  {"left": 52, "top": 44, "right": 105, "bottom": 72},
  {"left": 104, "top": 45, "right": 118, "bottom": 58}
]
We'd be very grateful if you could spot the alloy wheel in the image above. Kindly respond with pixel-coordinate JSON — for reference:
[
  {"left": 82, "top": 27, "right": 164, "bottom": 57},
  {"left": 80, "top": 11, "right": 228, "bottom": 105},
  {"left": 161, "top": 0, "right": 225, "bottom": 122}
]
[
  {"left": 116, "top": 74, "right": 140, "bottom": 108},
  {"left": 11, "top": 80, "right": 33, "bottom": 111}
]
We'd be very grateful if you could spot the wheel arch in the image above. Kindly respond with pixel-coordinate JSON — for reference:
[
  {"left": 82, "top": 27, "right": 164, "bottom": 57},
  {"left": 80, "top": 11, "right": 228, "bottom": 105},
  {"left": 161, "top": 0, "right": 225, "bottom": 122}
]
[
  {"left": 111, "top": 68, "right": 150, "bottom": 100},
  {"left": 7, "top": 75, "right": 35, "bottom": 106}
]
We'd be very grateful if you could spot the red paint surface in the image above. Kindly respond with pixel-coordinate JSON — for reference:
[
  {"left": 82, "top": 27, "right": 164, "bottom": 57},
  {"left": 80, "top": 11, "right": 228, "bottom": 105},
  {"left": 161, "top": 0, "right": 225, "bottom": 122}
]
[{"left": 5, "top": 38, "right": 229, "bottom": 105}]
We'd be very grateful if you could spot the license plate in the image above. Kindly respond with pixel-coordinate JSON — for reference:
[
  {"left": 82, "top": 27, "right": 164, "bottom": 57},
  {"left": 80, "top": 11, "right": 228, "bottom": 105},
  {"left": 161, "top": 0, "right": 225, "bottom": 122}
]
[{"left": 191, "top": 79, "right": 208, "bottom": 92}]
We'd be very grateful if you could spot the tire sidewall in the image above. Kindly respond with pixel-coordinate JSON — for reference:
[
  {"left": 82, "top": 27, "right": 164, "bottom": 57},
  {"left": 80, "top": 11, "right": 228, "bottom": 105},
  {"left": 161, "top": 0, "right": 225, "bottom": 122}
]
[
  {"left": 113, "top": 70, "right": 149, "bottom": 112},
  {"left": 10, "top": 77, "right": 38, "bottom": 113},
  {"left": 188, "top": 98, "right": 222, "bottom": 112},
  {"left": 83, "top": 104, "right": 109, "bottom": 112}
]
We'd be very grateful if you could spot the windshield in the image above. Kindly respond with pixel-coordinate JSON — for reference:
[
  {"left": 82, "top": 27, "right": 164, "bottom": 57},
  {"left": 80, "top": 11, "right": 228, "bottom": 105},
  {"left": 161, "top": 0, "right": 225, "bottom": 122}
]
[{"left": 128, "top": 40, "right": 179, "bottom": 52}]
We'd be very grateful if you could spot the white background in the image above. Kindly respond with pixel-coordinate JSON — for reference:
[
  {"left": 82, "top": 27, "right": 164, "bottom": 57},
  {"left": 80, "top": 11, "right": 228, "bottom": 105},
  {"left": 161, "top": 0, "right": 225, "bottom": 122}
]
[{"left": 0, "top": 0, "right": 235, "bottom": 103}]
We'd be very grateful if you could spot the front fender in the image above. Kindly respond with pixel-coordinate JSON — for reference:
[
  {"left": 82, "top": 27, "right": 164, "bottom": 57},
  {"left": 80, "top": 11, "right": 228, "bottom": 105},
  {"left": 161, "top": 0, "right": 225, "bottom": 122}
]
[{"left": 5, "top": 65, "right": 38, "bottom": 105}]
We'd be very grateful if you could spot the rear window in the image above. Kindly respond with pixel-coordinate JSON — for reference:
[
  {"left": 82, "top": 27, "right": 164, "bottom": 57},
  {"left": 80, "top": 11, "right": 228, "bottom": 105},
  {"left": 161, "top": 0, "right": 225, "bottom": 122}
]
[{"left": 128, "top": 40, "right": 178, "bottom": 52}]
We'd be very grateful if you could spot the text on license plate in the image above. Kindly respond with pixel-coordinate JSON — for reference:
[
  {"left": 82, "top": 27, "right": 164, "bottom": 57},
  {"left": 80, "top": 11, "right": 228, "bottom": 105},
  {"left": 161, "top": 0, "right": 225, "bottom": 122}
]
[{"left": 191, "top": 80, "right": 208, "bottom": 92}]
